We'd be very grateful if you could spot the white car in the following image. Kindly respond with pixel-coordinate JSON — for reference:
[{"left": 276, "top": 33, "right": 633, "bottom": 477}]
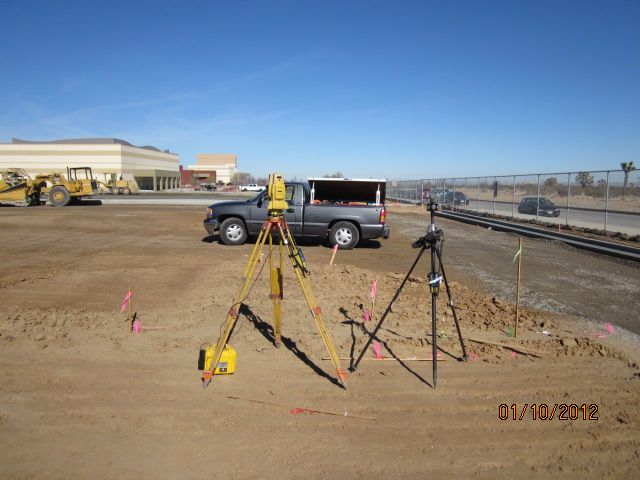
[{"left": 240, "top": 184, "right": 265, "bottom": 192}]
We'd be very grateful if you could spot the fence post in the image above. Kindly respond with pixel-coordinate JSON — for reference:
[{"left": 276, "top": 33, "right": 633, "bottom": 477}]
[
  {"left": 604, "top": 171, "right": 610, "bottom": 231},
  {"left": 477, "top": 178, "right": 480, "bottom": 214},
  {"left": 566, "top": 174, "right": 571, "bottom": 226},
  {"left": 453, "top": 180, "right": 456, "bottom": 211},
  {"left": 420, "top": 179, "right": 424, "bottom": 205},
  {"left": 493, "top": 176, "right": 496, "bottom": 215},
  {"left": 512, "top": 175, "right": 516, "bottom": 218},
  {"left": 536, "top": 174, "right": 540, "bottom": 221},
  {"left": 464, "top": 177, "right": 468, "bottom": 211}
]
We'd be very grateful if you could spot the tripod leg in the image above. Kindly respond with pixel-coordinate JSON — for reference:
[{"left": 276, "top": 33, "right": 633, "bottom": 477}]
[
  {"left": 243, "top": 221, "right": 268, "bottom": 280},
  {"left": 270, "top": 234, "right": 283, "bottom": 347},
  {"left": 202, "top": 224, "right": 272, "bottom": 387},
  {"left": 351, "top": 245, "right": 428, "bottom": 372},
  {"left": 430, "top": 244, "right": 439, "bottom": 388},
  {"left": 281, "top": 223, "right": 347, "bottom": 387},
  {"left": 435, "top": 247, "right": 468, "bottom": 361}
]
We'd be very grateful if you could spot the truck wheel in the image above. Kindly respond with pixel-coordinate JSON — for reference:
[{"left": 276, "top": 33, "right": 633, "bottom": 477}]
[
  {"left": 329, "top": 221, "right": 359, "bottom": 250},
  {"left": 122, "top": 187, "right": 131, "bottom": 195},
  {"left": 220, "top": 217, "right": 248, "bottom": 246},
  {"left": 49, "top": 186, "right": 71, "bottom": 207},
  {"left": 110, "top": 187, "right": 119, "bottom": 195}
]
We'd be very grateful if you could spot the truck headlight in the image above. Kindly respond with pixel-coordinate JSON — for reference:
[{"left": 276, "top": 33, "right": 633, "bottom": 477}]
[{"left": 206, "top": 207, "right": 213, "bottom": 219}]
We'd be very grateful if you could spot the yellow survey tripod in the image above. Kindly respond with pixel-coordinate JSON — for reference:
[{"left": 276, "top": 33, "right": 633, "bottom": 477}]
[{"left": 201, "top": 173, "right": 347, "bottom": 388}]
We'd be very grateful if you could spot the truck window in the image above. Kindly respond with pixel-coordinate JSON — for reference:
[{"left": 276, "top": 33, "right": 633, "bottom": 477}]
[{"left": 285, "top": 185, "right": 296, "bottom": 203}]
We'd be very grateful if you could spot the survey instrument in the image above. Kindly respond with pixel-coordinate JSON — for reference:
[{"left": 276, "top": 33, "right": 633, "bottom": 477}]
[{"left": 200, "top": 173, "right": 347, "bottom": 388}]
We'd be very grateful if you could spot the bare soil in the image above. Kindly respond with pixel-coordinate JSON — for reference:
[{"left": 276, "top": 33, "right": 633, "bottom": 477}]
[{"left": 1, "top": 204, "right": 639, "bottom": 479}]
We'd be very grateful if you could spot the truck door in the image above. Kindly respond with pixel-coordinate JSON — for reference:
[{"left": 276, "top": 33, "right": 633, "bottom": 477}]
[
  {"left": 282, "top": 184, "right": 302, "bottom": 233},
  {"left": 252, "top": 184, "right": 302, "bottom": 234}
]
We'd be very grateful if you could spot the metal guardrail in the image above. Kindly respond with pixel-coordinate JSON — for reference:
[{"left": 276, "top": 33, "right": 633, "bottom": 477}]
[{"left": 437, "top": 210, "right": 640, "bottom": 262}]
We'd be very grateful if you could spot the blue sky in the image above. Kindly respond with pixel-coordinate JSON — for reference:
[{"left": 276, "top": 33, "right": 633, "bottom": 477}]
[{"left": 0, "top": 0, "right": 638, "bottom": 180}]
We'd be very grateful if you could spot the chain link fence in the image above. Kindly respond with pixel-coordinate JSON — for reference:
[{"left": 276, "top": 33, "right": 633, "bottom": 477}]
[{"left": 387, "top": 170, "right": 640, "bottom": 236}]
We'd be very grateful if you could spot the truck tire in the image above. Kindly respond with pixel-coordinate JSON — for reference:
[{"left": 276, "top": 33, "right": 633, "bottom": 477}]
[
  {"left": 329, "top": 221, "right": 359, "bottom": 250},
  {"left": 49, "top": 186, "right": 71, "bottom": 207},
  {"left": 219, "top": 217, "right": 248, "bottom": 246},
  {"left": 122, "top": 187, "right": 131, "bottom": 195},
  {"left": 111, "top": 187, "right": 119, "bottom": 195}
]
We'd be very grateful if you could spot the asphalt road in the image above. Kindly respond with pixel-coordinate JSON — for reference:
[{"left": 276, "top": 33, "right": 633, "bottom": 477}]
[
  {"left": 98, "top": 192, "right": 640, "bottom": 235},
  {"left": 94, "top": 191, "right": 251, "bottom": 206},
  {"left": 456, "top": 200, "right": 640, "bottom": 235}
]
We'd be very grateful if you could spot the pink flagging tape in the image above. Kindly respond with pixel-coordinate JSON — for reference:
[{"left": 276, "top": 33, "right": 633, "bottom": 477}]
[{"left": 372, "top": 341, "right": 383, "bottom": 359}]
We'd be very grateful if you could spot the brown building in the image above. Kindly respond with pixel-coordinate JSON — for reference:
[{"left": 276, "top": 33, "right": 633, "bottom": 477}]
[{"left": 179, "top": 165, "right": 216, "bottom": 187}]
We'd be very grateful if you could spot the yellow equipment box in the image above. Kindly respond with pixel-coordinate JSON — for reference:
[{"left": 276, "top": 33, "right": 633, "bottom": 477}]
[{"left": 199, "top": 343, "right": 236, "bottom": 375}]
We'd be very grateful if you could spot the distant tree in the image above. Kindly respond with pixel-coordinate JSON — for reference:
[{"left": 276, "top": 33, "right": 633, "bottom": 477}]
[
  {"left": 621, "top": 161, "right": 637, "bottom": 199},
  {"left": 543, "top": 177, "right": 558, "bottom": 194},
  {"left": 231, "top": 172, "right": 250, "bottom": 185},
  {"left": 323, "top": 171, "right": 344, "bottom": 178},
  {"left": 575, "top": 171, "right": 595, "bottom": 188}
]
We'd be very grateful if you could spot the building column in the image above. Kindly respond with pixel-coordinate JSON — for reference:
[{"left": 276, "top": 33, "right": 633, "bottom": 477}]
[{"left": 153, "top": 175, "right": 157, "bottom": 191}]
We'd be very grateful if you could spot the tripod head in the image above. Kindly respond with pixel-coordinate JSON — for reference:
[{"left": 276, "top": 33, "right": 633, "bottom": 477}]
[{"left": 412, "top": 195, "right": 443, "bottom": 249}]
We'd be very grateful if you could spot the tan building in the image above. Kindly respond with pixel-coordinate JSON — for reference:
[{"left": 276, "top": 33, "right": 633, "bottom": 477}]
[
  {"left": 186, "top": 154, "right": 237, "bottom": 184},
  {"left": 0, "top": 138, "right": 180, "bottom": 191}
]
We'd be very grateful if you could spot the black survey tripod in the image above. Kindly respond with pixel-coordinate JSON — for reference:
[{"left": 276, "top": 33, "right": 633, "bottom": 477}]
[{"left": 350, "top": 198, "right": 468, "bottom": 387}]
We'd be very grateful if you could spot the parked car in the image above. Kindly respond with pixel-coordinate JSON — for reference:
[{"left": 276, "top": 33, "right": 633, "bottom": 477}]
[
  {"left": 240, "top": 184, "right": 265, "bottom": 192},
  {"left": 423, "top": 188, "right": 449, "bottom": 203},
  {"left": 443, "top": 191, "right": 469, "bottom": 206},
  {"left": 204, "top": 181, "right": 389, "bottom": 249},
  {"left": 517, "top": 197, "right": 561, "bottom": 217}
]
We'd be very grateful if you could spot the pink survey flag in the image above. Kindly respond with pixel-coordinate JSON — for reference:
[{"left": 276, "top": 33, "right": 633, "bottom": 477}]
[
  {"left": 370, "top": 280, "right": 377, "bottom": 301},
  {"left": 329, "top": 244, "right": 339, "bottom": 265},
  {"left": 372, "top": 341, "right": 383, "bottom": 359},
  {"left": 120, "top": 289, "right": 133, "bottom": 312}
]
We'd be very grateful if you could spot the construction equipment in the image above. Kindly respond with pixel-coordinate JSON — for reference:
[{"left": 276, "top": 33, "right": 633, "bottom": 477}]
[
  {"left": 0, "top": 168, "right": 46, "bottom": 206},
  {"left": 36, "top": 167, "right": 98, "bottom": 207},
  {"left": 200, "top": 173, "right": 348, "bottom": 389},
  {"left": 98, "top": 173, "right": 140, "bottom": 195}
]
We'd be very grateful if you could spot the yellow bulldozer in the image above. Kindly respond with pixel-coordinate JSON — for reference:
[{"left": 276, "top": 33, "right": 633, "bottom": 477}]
[
  {"left": 98, "top": 173, "right": 140, "bottom": 195},
  {"left": 36, "top": 167, "right": 98, "bottom": 207},
  {"left": 0, "top": 168, "right": 46, "bottom": 206}
]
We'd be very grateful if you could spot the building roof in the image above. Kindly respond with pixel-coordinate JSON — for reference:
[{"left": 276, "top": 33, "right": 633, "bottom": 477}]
[{"left": 8, "top": 137, "right": 172, "bottom": 153}]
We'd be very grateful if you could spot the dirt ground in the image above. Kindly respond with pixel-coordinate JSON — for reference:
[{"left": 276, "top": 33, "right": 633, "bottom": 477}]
[{"left": 1, "top": 204, "right": 639, "bottom": 479}]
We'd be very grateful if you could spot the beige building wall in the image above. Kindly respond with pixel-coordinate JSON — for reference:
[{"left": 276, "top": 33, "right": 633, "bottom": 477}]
[
  {"left": 0, "top": 140, "right": 181, "bottom": 191},
  {"left": 188, "top": 153, "right": 238, "bottom": 184}
]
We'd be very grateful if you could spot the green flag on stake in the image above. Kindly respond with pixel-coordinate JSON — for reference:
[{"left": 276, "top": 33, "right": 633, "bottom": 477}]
[{"left": 513, "top": 245, "right": 522, "bottom": 263}]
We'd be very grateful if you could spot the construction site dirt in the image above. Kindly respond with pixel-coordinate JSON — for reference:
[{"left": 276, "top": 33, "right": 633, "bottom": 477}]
[{"left": 1, "top": 204, "right": 639, "bottom": 479}]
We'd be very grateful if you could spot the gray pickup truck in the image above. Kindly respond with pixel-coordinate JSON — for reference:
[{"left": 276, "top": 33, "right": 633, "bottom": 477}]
[{"left": 204, "top": 180, "right": 389, "bottom": 249}]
